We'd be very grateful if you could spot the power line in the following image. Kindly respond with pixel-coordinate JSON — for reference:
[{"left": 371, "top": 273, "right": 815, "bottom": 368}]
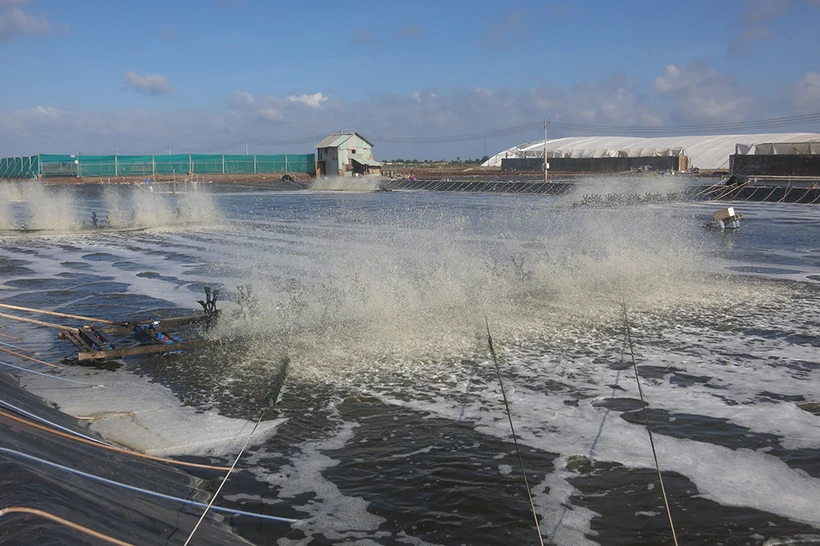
[
  {"left": 59, "top": 112, "right": 820, "bottom": 156},
  {"left": 364, "top": 112, "right": 820, "bottom": 143}
]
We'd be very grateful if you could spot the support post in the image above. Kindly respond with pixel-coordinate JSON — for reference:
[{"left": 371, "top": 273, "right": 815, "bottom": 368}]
[{"left": 543, "top": 120, "right": 548, "bottom": 184}]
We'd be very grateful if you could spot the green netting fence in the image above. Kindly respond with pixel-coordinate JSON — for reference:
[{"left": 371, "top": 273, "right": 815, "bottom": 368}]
[{"left": 1, "top": 153, "right": 315, "bottom": 179}]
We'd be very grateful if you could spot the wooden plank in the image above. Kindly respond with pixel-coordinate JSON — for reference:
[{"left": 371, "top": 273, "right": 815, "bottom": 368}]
[
  {"left": 76, "top": 339, "right": 213, "bottom": 361},
  {"left": 59, "top": 330, "right": 94, "bottom": 352}
]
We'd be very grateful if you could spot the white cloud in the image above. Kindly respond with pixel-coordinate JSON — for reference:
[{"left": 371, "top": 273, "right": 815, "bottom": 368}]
[
  {"left": 31, "top": 105, "right": 62, "bottom": 118},
  {"left": 230, "top": 91, "right": 255, "bottom": 106},
  {"left": 123, "top": 71, "right": 174, "bottom": 96},
  {"left": 3, "top": 73, "right": 817, "bottom": 161},
  {"left": 286, "top": 92, "right": 328, "bottom": 108},
  {"left": 0, "top": 0, "right": 54, "bottom": 43},
  {"left": 786, "top": 71, "right": 820, "bottom": 113},
  {"left": 654, "top": 62, "right": 757, "bottom": 123},
  {"left": 258, "top": 107, "right": 283, "bottom": 122}
]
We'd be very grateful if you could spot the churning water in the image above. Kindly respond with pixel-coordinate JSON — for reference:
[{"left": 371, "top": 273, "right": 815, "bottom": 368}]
[{"left": 1, "top": 182, "right": 819, "bottom": 545}]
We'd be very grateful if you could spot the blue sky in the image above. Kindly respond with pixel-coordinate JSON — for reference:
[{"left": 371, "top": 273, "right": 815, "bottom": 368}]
[{"left": 1, "top": 0, "right": 819, "bottom": 159}]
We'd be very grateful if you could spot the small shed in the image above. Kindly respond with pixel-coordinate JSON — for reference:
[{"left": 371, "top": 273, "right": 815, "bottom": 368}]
[{"left": 316, "top": 132, "right": 382, "bottom": 177}]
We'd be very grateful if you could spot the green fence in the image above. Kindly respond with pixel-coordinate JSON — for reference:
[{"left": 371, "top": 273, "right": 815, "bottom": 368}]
[{"left": 1, "top": 153, "right": 316, "bottom": 179}]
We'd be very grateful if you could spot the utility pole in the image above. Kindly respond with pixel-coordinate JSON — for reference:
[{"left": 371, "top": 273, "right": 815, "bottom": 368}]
[
  {"left": 543, "top": 120, "right": 549, "bottom": 184},
  {"left": 244, "top": 138, "right": 248, "bottom": 155},
  {"left": 168, "top": 145, "right": 171, "bottom": 155}
]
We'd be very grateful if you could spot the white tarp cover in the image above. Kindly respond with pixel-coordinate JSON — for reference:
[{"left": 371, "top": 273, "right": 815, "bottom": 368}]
[
  {"left": 485, "top": 133, "right": 820, "bottom": 170},
  {"left": 739, "top": 141, "right": 820, "bottom": 155}
]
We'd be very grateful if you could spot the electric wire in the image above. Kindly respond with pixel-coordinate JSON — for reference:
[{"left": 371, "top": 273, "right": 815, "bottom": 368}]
[
  {"left": 0, "top": 408, "right": 232, "bottom": 472},
  {"left": 0, "top": 447, "right": 298, "bottom": 523},
  {"left": 0, "top": 398, "right": 115, "bottom": 447},
  {"left": 620, "top": 298, "right": 679, "bottom": 546},
  {"left": 69, "top": 111, "right": 820, "bottom": 156},
  {"left": 485, "top": 317, "right": 545, "bottom": 546}
]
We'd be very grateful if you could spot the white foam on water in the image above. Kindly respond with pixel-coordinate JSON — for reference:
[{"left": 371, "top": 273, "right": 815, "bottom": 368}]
[
  {"left": 539, "top": 465, "right": 600, "bottom": 546},
  {"left": 3, "top": 191, "right": 819, "bottom": 543},
  {"left": 22, "top": 367, "right": 284, "bottom": 457},
  {"left": 245, "top": 415, "right": 393, "bottom": 543}
]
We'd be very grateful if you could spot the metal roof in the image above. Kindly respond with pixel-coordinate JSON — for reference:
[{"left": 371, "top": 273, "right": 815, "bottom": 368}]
[
  {"left": 350, "top": 154, "right": 382, "bottom": 167},
  {"left": 484, "top": 133, "right": 820, "bottom": 170},
  {"left": 315, "top": 132, "right": 375, "bottom": 149}
]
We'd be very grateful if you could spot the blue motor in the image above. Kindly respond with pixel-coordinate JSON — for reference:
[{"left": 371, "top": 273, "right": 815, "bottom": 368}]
[{"left": 135, "top": 320, "right": 182, "bottom": 345}]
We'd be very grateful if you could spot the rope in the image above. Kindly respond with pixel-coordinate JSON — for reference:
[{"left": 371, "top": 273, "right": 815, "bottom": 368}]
[
  {"left": 183, "top": 356, "right": 291, "bottom": 544},
  {"left": 620, "top": 298, "right": 679, "bottom": 546},
  {"left": 485, "top": 317, "right": 545, "bottom": 546},
  {"left": 0, "top": 447, "right": 298, "bottom": 523},
  {"left": 0, "top": 408, "right": 232, "bottom": 472},
  {"left": 0, "top": 506, "right": 133, "bottom": 546},
  {"left": 0, "top": 360, "right": 97, "bottom": 386},
  {"left": 183, "top": 409, "right": 266, "bottom": 545}
]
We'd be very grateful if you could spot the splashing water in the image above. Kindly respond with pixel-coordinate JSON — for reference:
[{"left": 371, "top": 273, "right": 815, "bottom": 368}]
[
  {"left": 308, "top": 175, "right": 386, "bottom": 192},
  {"left": 208, "top": 192, "right": 753, "bottom": 383},
  {"left": 0, "top": 182, "right": 223, "bottom": 231}
]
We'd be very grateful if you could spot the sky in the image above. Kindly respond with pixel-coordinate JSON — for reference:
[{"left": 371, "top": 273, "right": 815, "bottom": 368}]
[{"left": 1, "top": 0, "right": 819, "bottom": 160}]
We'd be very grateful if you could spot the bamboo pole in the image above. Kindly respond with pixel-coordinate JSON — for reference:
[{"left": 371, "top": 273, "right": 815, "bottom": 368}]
[
  {"left": 0, "top": 312, "right": 79, "bottom": 332},
  {"left": 0, "top": 346, "right": 61, "bottom": 369},
  {"left": 0, "top": 303, "right": 117, "bottom": 325}
]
